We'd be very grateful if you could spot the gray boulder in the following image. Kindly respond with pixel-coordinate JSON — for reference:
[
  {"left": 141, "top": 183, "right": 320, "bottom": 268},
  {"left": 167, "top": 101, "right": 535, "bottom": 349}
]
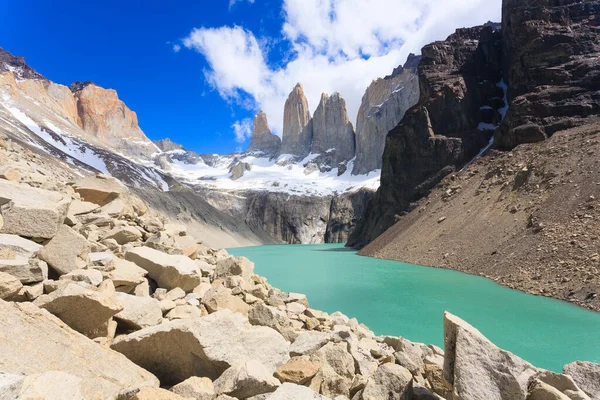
[
  {"left": 38, "top": 225, "right": 91, "bottom": 276},
  {"left": 563, "top": 362, "right": 600, "bottom": 400},
  {"left": 213, "top": 360, "right": 280, "bottom": 399}
]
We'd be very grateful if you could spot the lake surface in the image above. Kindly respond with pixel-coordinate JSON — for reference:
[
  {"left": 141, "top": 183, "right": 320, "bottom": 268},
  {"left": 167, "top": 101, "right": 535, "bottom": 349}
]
[{"left": 229, "top": 243, "right": 600, "bottom": 372}]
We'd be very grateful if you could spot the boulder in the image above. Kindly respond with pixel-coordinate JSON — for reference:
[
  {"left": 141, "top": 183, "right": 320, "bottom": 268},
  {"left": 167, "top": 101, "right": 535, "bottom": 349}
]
[
  {"left": 0, "top": 271, "right": 22, "bottom": 299},
  {"left": 563, "top": 361, "right": 600, "bottom": 400},
  {"left": 72, "top": 174, "right": 126, "bottom": 206},
  {"left": 0, "top": 179, "right": 70, "bottom": 239},
  {"left": 360, "top": 363, "right": 413, "bottom": 400},
  {"left": 34, "top": 282, "right": 122, "bottom": 339},
  {"left": 38, "top": 225, "right": 91, "bottom": 275},
  {"left": 0, "top": 371, "right": 87, "bottom": 400},
  {"left": 103, "top": 225, "right": 143, "bottom": 245},
  {"left": 166, "top": 304, "right": 203, "bottom": 320},
  {"left": 275, "top": 356, "right": 321, "bottom": 385},
  {"left": 0, "top": 233, "right": 42, "bottom": 258},
  {"left": 443, "top": 312, "right": 539, "bottom": 400},
  {"left": 60, "top": 268, "right": 104, "bottom": 286},
  {"left": 290, "top": 331, "right": 331, "bottom": 356},
  {"left": 0, "top": 300, "right": 158, "bottom": 398},
  {"left": 0, "top": 257, "right": 48, "bottom": 284},
  {"left": 125, "top": 247, "right": 201, "bottom": 292},
  {"left": 171, "top": 376, "right": 216, "bottom": 400},
  {"left": 68, "top": 199, "right": 99, "bottom": 216},
  {"left": 215, "top": 256, "right": 254, "bottom": 282},
  {"left": 104, "top": 258, "right": 148, "bottom": 293},
  {"left": 111, "top": 310, "right": 290, "bottom": 385},
  {"left": 115, "top": 293, "right": 163, "bottom": 330},
  {"left": 127, "top": 388, "right": 188, "bottom": 400},
  {"left": 0, "top": 166, "right": 20, "bottom": 181},
  {"left": 267, "top": 383, "right": 331, "bottom": 399},
  {"left": 214, "top": 360, "right": 280, "bottom": 399},
  {"left": 249, "top": 303, "right": 297, "bottom": 341},
  {"left": 527, "top": 370, "right": 591, "bottom": 400},
  {"left": 203, "top": 285, "right": 250, "bottom": 315}
]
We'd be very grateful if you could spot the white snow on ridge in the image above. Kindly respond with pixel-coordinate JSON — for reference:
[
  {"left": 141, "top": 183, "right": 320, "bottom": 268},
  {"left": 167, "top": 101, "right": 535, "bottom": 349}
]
[
  {"left": 6, "top": 105, "right": 110, "bottom": 174},
  {"left": 161, "top": 152, "right": 380, "bottom": 196}
]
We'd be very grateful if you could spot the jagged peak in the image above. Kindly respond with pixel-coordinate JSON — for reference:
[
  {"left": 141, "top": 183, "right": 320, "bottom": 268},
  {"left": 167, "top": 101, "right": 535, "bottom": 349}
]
[
  {"left": 69, "top": 81, "right": 95, "bottom": 93},
  {"left": 0, "top": 47, "right": 46, "bottom": 81}
]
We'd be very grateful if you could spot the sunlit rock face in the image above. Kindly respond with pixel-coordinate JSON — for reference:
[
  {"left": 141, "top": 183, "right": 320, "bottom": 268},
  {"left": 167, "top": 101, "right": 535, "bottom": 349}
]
[
  {"left": 247, "top": 110, "right": 281, "bottom": 156},
  {"left": 311, "top": 92, "right": 356, "bottom": 164},
  {"left": 71, "top": 81, "right": 159, "bottom": 159},
  {"left": 353, "top": 54, "right": 421, "bottom": 175},
  {"left": 281, "top": 83, "right": 312, "bottom": 157}
]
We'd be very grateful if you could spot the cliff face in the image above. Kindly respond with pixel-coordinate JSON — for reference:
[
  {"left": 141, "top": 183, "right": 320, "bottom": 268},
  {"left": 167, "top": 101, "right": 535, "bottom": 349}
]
[
  {"left": 247, "top": 110, "right": 281, "bottom": 155},
  {"left": 349, "top": 24, "right": 504, "bottom": 248},
  {"left": 71, "top": 82, "right": 159, "bottom": 159},
  {"left": 0, "top": 47, "right": 46, "bottom": 81},
  {"left": 496, "top": 0, "right": 600, "bottom": 149},
  {"left": 353, "top": 55, "right": 421, "bottom": 175},
  {"left": 311, "top": 93, "right": 356, "bottom": 163},
  {"left": 281, "top": 83, "right": 312, "bottom": 156}
]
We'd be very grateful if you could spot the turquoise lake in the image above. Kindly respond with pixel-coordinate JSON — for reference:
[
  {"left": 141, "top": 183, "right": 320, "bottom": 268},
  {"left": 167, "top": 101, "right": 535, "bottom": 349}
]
[{"left": 229, "top": 243, "right": 600, "bottom": 372}]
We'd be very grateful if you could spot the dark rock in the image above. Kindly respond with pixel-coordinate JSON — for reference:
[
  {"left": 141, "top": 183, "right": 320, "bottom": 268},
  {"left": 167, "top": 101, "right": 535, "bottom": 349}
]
[{"left": 0, "top": 47, "right": 46, "bottom": 81}]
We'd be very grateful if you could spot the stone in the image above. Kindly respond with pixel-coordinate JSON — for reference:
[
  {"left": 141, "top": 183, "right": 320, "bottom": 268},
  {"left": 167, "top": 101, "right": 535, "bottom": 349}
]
[
  {"left": 286, "top": 302, "right": 306, "bottom": 315},
  {"left": 249, "top": 303, "right": 297, "bottom": 341},
  {"left": 125, "top": 247, "right": 201, "bottom": 292},
  {"left": 174, "top": 235, "right": 199, "bottom": 258},
  {"left": 164, "top": 287, "right": 186, "bottom": 302},
  {"left": 0, "top": 300, "right": 159, "bottom": 398},
  {"left": 38, "top": 225, "right": 91, "bottom": 275},
  {"left": 104, "top": 258, "right": 148, "bottom": 293},
  {"left": 127, "top": 387, "right": 188, "bottom": 400},
  {"left": 281, "top": 83, "right": 312, "bottom": 156},
  {"left": 563, "top": 361, "right": 600, "bottom": 400},
  {"left": 275, "top": 356, "right": 321, "bottom": 385},
  {"left": 68, "top": 199, "right": 99, "bottom": 215},
  {"left": 164, "top": 223, "right": 187, "bottom": 237},
  {"left": 166, "top": 304, "right": 203, "bottom": 320},
  {"left": 353, "top": 55, "right": 420, "bottom": 174},
  {"left": 266, "top": 383, "right": 331, "bottom": 399},
  {"left": 115, "top": 292, "right": 163, "bottom": 330},
  {"left": 0, "top": 257, "right": 48, "bottom": 284},
  {"left": 0, "top": 166, "right": 20, "bottom": 181},
  {"left": 34, "top": 282, "right": 122, "bottom": 339},
  {"left": 214, "top": 360, "right": 280, "bottom": 399},
  {"left": 230, "top": 161, "right": 251, "bottom": 180},
  {"left": 103, "top": 225, "right": 143, "bottom": 245},
  {"left": 0, "top": 371, "right": 88, "bottom": 400},
  {"left": 443, "top": 312, "right": 539, "bottom": 400},
  {"left": 203, "top": 285, "right": 250, "bottom": 315},
  {"left": 72, "top": 174, "right": 126, "bottom": 206},
  {"left": 528, "top": 370, "right": 591, "bottom": 400},
  {"left": 290, "top": 331, "right": 331, "bottom": 356},
  {"left": 248, "top": 110, "right": 282, "bottom": 155},
  {"left": 0, "top": 179, "right": 71, "bottom": 239},
  {"left": 0, "top": 271, "right": 22, "bottom": 299},
  {"left": 0, "top": 234, "right": 42, "bottom": 259},
  {"left": 314, "top": 342, "right": 355, "bottom": 380},
  {"left": 171, "top": 376, "right": 216, "bottom": 400},
  {"left": 111, "top": 310, "right": 290, "bottom": 385},
  {"left": 311, "top": 92, "right": 356, "bottom": 163},
  {"left": 360, "top": 363, "right": 413, "bottom": 400},
  {"left": 215, "top": 256, "right": 254, "bottom": 282},
  {"left": 527, "top": 379, "right": 571, "bottom": 400},
  {"left": 60, "top": 268, "right": 104, "bottom": 286}
]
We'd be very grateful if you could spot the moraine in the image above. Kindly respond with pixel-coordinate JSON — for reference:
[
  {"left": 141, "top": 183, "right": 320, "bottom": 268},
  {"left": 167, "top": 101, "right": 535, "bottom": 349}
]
[{"left": 229, "top": 243, "right": 600, "bottom": 372}]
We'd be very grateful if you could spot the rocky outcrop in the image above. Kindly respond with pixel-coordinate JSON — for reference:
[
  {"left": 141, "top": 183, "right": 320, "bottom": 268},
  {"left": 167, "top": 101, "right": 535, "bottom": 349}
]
[
  {"left": 349, "top": 24, "right": 504, "bottom": 248},
  {"left": 325, "top": 188, "right": 374, "bottom": 243},
  {"left": 71, "top": 82, "right": 159, "bottom": 159},
  {"left": 248, "top": 110, "right": 282, "bottom": 155},
  {"left": 496, "top": 0, "right": 600, "bottom": 149},
  {"left": 0, "top": 47, "right": 46, "bottom": 81},
  {"left": 353, "top": 54, "right": 421, "bottom": 175},
  {"left": 154, "top": 138, "right": 184, "bottom": 152},
  {"left": 281, "top": 83, "right": 312, "bottom": 156},
  {"left": 311, "top": 93, "right": 356, "bottom": 163}
]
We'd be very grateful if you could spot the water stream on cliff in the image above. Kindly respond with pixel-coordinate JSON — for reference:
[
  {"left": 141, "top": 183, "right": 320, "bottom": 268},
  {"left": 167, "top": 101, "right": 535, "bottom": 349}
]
[{"left": 229, "top": 243, "right": 600, "bottom": 372}]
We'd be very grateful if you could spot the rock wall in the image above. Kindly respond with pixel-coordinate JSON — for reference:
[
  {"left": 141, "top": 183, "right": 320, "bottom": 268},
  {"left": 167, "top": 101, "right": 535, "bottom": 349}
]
[
  {"left": 496, "top": 0, "right": 600, "bottom": 149},
  {"left": 281, "top": 83, "right": 312, "bottom": 156},
  {"left": 353, "top": 54, "right": 421, "bottom": 175},
  {"left": 71, "top": 82, "right": 159, "bottom": 159},
  {"left": 311, "top": 93, "right": 356, "bottom": 163},
  {"left": 247, "top": 110, "right": 282, "bottom": 155},
  {"left": 349, "top": 24, "right": 504, "bottom": 248}
]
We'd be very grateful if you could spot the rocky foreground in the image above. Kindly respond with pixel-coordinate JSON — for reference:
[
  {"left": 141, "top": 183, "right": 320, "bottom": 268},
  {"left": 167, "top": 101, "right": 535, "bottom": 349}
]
[{"left": 0, "top": 131, "right": 599, "bottom": 400}]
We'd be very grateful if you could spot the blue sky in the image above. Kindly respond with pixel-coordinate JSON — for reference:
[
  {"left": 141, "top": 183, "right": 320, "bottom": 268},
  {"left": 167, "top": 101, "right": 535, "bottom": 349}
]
[{"left": 0, "top": 0, "right": 500, "bottom": 154}]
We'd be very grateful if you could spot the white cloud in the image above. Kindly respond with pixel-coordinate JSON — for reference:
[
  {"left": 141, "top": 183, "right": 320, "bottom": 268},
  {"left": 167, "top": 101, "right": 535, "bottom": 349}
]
[
  {"left": 173, "top": 44, "right": 181, "bottom": 53},
  {"left": 229, "top": 0, "right": 255, "bottom": 9},
  {"left": 232, "top": 118, "right": 253, "bottom": 143},
  {"left": 183, "top": 0, "right": 501, "bottom": 140}
]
